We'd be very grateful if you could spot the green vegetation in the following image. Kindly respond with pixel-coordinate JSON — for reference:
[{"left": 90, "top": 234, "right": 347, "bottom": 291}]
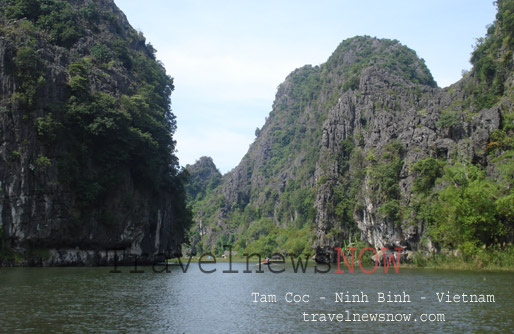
[
  {"left": 409, "top": 244, "right": 514, "bottom": 271},
  {"left": 325, "top": 36, "right": 436, "bottom": 91},
  {"left": 468, "top": 0, "right": 514, "bottom": 110},
  {"left": 185, "top": 36, "right": 436, "bottom": 257},
  {"left": 187, "top": 64, "right": 326, "bottom": 256},
  {"left": 90, "top": 44, "right": 112, "bottom": 63},
  {"left": 409, "top": 155, "right": 514, "bottom": 266},
  {"left": 407, "top": 1, "right": 513, "bottom": 268},
  {"left": 5, "top": 0, "right": 82, "bottom": 47},
  {"left": 186, "top": 1, "right": 514, "bottom": 266},
  {"left": 0, "top": 0, "right": 191, "bottom": 233},
  {"left": 367, "top": 141, "right": 404, "bottom": 221},
  {"left": 412, "top": 17, "right": 514, "bottom": 261},
  {"left": 234, "top": 222, "right": 315, "bottom": 257},
  {"left": 411, "top": 157, "right": 444, "bottom": 194},
  {"left": 35, "top": 154, "right": 51, "bottom": 169},
  {"left": 436, "top": 111, "right": 461, "bottom": 129},
  {"left": 61, "top": 57, "right": 179, "bottom": 208},
  {"left": 185, "top": 157, "right": 221, "bottom": 202},
  {"left": 12, "top": 46, "right": 46, "bottom": 106},
  {"left": 429, "top": 164, "right": 504, "bottom": 248}
]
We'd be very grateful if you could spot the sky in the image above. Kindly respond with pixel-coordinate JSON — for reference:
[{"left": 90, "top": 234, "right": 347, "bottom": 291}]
[{"left": 114, "top": 0, "right": 497, "bottom": 174}]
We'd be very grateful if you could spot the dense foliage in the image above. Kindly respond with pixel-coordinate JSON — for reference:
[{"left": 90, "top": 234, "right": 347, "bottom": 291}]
[
  {"left": 469, "top": 0, "right": 514, "bottom": 109},
  {"left": 411, "top": 155, "right": 514, "bottom": 259},
  {"left": 417, "top": 0, "right": 514, "bottom": 260},
  {"left": 325, "top": 36, "right": 436, "bottom": 91},
  {"left": 4, "top": 0, "right": 82, "bottom": 47},
  {"left": 186, "top": 1, "right": 514, "bottom": 268},
  {"left": 187, "top": 65, "right": 324, "bottom": 256},
  {"left": 186, "top": 36, "right": 441, "bottom": 257},
  {"left": 1, "top": 0, "right": 190, "bottom": 227},
  {"left": 185, "top": 157, "right": 221, "bottom": 202}
]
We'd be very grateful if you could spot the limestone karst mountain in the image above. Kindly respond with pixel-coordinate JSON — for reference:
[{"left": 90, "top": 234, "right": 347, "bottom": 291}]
[
  {"left": 0, "top": 0, "right": 191, "bottom": 265},
  {"left": 187, "top": 1, "right": 514, "bottom": 261}
]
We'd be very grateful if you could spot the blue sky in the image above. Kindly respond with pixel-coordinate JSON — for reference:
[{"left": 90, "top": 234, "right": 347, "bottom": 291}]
[{"left": 114, "top": 1, "right": 497, "bottom": 173}]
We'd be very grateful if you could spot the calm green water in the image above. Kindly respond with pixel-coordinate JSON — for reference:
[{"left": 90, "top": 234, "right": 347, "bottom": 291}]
[{"left": 1, "top": 262, "right": 513, "bottom": 333}]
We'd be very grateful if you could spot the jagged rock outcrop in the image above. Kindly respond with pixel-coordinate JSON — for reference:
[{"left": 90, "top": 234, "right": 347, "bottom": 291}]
[
  {"left": 185, "top": 156, "right": 221, "bottom": 202},
  {"left": 312, "top": 65, "right": 505, "bottom": 259},
  {"left": 0, "top": 0, "right": 190, "bottom": 266},
  {"left": 187, "top": 2, "right": 514, "bottom": 260}
]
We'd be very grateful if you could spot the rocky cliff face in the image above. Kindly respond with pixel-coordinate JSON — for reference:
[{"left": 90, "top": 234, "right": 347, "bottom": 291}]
[
  {"left": 185, "top": 156, "right": 221, "bottom": 202},
  {"left": 0, "top": 0, "right": 190, "bottom": 266},
  {"left": 313, "top": 65, "right": 505, "bottom": 258},
  {"left": 189, "top": 3, "right": 514, "bottom": 259}
]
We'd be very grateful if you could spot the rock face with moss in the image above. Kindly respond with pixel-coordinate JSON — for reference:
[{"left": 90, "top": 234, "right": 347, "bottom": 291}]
[
  {"left": 185, "top": 157, "right": 221, "bottom": 203},
  {"left": 0, "top": 0, "right": 190, "bottom": 265},
  {"left": 189, "top": 1, "right": 514, "bottom": 261}
]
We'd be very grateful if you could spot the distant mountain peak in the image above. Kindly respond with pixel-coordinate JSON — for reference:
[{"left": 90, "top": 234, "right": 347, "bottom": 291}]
[{"left": 325, "top": 36, "right": 437, "bottom": 89}]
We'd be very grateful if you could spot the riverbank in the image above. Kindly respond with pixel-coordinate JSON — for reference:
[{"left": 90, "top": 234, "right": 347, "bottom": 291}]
[
  {"left": 172, "top": 247, "right": 514, "bottom": 272},
  {"left": 406, "top": 244, "right": 514, "bottom": 271},
  {"left": 2, "top": 245, "right": 513, "bottom": 271}
]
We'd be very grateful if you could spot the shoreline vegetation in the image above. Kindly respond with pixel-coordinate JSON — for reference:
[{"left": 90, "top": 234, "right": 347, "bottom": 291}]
[
  {"left": 1, "top": 1, "right": 513, "bottom": 269},
  {"left": 170, "top": 245, "right": 514, "bottom": 272},
  {"left": 405, "top": 244, "right": 514, "bottom": 271},
  {"left": 1, "top": 246, "right": 513, "bottom": 271},
  {"left": 183, "top": 0, "right": 514, "bottom": 272}
]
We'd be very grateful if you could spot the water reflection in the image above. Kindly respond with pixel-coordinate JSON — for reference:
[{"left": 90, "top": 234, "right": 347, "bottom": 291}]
[{"left": 0, "top": 264, "right": 513, "bottom": 333}]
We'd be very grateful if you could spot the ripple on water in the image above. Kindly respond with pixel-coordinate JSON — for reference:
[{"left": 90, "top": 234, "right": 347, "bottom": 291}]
[{"left": 0, "top": 265, "right": 513, "bottom": 333}]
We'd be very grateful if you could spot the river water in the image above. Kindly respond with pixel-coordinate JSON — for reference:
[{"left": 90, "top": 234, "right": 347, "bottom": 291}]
[{"left": 1, "top": 261, "right": 513, "bottom": 333}]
